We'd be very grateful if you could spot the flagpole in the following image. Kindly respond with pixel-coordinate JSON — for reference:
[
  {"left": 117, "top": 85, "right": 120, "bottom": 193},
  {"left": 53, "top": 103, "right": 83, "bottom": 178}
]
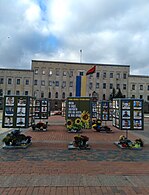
[{"left": 80, "top": 49, "right": 82, "bottom": 63}]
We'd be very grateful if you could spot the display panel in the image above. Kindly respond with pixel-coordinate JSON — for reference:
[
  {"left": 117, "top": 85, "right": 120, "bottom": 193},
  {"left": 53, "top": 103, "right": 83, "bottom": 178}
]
[
  {"left": 91, "top": 101, "right": 113, "bottom": 121},
  {"left": 2, "top": 95, "right": 35, "bottom": 128},
  {"left": 112, "top": 98, "right": 144, "bottom": 130},
  {"left": 34, "top": 98, "right": 49, "bottom": 119},
  {"left": 66, "top": 97, "right": 92, "bottom": 128}
]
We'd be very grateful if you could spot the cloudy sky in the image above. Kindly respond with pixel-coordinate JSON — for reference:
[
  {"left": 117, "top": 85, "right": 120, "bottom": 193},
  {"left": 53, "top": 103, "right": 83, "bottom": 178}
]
[{"left": 0, "top": 0, "right": 149, "bottom": 75}]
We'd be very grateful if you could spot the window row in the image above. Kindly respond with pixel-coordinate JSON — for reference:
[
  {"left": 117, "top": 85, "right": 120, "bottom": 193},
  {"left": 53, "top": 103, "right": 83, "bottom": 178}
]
[
  {"left": 35, "top": 80, "right": 73, "bottom": 87},
  {"left": 3, "top": 90, "right": 29, "bottom": 96},
  {"left": 0, "top": 78, "right": 30, "bottom": 85},
  {"left": 132, "top": 84, "right": 149, "bottom": 91},
  {"left": 34, "top": 68, "right": 127, "bottom": 79},
  {"left": 34, "top": 69, "right": 74, "bottom": 77},
  {"left": 131, "top": 95, "right": 149, "bottom": 101},
  {"left": 84, "top": 72, "right": 127, "bottom": 79},
  {"left": 40, "top": 92, "right": 73, "bottom": 99},
  {"left": 35, "top": 80, "right": 127, "bottom": 90}
]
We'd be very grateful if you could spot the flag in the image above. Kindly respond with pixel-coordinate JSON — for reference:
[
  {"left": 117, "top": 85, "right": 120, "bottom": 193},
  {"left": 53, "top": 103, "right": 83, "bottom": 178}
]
[
  {"left": 76, "top": 76, "right": 81, "bottom": 97},
  {"left": 81, "top": 75, "right": 87, "bottom": 96},
  {"left": 86, "top": 65, "right": 96, "bottom": 75},
  {"left": 76, "top": 76, "right": 87, "bottom": 97}
]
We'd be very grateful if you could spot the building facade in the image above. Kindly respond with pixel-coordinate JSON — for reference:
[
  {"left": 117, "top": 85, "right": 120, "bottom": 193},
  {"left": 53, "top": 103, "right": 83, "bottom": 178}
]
[
  {"left": 32, "top": 60, "right": 130, "bottom": 110},
  {"left": 0, "top": 60, "right": 149, "bottom": 111}
]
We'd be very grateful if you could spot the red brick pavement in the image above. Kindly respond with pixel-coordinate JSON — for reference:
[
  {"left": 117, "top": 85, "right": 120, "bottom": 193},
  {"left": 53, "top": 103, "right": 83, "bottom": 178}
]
[{"left": 0, "top": 116, "right": 149, "bottom": 195}]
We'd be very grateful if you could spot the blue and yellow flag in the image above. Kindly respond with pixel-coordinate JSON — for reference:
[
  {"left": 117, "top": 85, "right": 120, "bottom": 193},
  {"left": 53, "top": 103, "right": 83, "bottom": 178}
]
[{"left": 76, "top": 76, "right": 87, "bottom": 97}]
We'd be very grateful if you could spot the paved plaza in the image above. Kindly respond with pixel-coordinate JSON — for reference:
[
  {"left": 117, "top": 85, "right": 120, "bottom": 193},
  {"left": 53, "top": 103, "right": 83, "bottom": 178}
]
[{"left": 0, "top": 115, "right": 149, "bottom": 194}]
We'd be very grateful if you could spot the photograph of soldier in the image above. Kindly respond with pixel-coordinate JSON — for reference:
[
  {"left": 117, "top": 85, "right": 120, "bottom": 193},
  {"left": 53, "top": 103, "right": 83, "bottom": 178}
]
[
  {"left": 133, "top": 101, "right": 142, "bottom": 108},
  {"left": 122, "top": 119, "right": 130, "bottom": 129},
  {"left": 6, "top": 97, "right": 14, "bottom": 105},
  {"left": 122, "top": 110, "right": 130, "bottom": 118},
  {"left": 122, "top": 101, "right": 130, "bottom": 109}
]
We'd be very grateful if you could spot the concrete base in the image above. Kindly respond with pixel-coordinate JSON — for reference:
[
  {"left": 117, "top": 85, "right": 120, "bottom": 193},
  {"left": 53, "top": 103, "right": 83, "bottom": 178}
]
[{"left": 68, "top": 142, "right": 91, "bottom": 150}]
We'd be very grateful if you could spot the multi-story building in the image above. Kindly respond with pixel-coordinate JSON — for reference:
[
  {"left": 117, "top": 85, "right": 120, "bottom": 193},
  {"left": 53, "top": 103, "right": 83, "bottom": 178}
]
[
  {"left": 128, "top": 75, "right": 149, "bottom": 100},
  {"left": 32, "top": 60, "right": 130, "bottom": 110},
  {"left": 0, "top": 60, "right": 149, "bottom": 111},
  {"left": 0, "top": 68, "right": 33, "bottom": 109}
]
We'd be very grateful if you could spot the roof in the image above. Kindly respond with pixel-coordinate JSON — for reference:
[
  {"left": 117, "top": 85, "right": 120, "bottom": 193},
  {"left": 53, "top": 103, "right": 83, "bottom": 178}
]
[{"left": 32, "top": 59, "right": 130, "bottom": 68}]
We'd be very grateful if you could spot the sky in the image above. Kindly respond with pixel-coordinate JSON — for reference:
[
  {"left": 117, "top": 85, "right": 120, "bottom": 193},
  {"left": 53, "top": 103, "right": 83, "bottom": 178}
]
[{"left": 0, "top": 0, "right": 149, "bottom": 75}]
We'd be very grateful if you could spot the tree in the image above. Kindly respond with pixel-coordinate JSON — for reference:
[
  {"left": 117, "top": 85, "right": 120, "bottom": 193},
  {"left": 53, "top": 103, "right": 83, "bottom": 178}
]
[
  {"left": 115, "top": 88, "right": 125, "bottom": 98},
  {"left": 109, "top": 88, "right": 116, "bottom": 100}
]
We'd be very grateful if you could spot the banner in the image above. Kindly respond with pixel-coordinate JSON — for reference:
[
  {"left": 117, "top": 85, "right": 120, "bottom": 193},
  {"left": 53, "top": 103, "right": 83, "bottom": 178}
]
[{"left": 76, "top": 76, "right": 87, "bottom": 97}]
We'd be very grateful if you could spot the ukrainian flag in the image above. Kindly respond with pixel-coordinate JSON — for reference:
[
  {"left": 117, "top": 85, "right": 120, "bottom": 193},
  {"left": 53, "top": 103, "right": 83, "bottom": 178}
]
[{"left": 76, "top": 76, "right": 87, "bottom": 97}]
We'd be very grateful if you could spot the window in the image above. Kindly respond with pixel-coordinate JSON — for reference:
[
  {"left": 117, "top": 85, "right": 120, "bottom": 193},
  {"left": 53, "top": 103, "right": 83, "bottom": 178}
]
[
  {"left": 34, "top": 80, "right": 38, "bottom": 85},
  {"left": 69, "top": 92, "right": 72, "bottom": 97},
  {"left": 0, "top": 89, "right": 3, "bottom": 96},
  {"left": 62, "top": 81, "right": 66, "bottom": 88},
  {"left": 55, "top": 81, "right": 59, "bottom": 87},
  {"left": 56, "top": 69, "right": 59, "bottom": 76},
  {"left": 63, "top": 71, "right": 67, "bottom": 76},
  {"left": 7, "top": 90, "right": 11, "bottom": 95},
  {"left": 117, "top": 84, "right": 120, "bottom": 89},
  {"left": 69, "top": 70, "right": 73, "bottom": 77},
  {"left": 116, "top": 73, "right": 120, "bottom": 79},
  {"left": 55, "top": 92, "right": 58, "bottom": 98},
  {"left": 16, "top": 91, "right": 20, "bottom": 95},
  {"left": 123, "top": 84, "right": 126, "bottom": 90},
  {"left": 49, "top": 92, "right": 51, "bottom": 98},
  {"left": 41, "top": 80, "right": 45, "bottom": 86},
  {"left": 26, "top": 79, "right": 29, "bottom": 85},
  {"left": 69, "top": 81, "right": 73, "bottom": 87},
  {"left": 140, "top": 95, "right": 143, "bottom": 99},
  {"left": 110, "top": 83, "right": 113, "bottom": 89},
  {"left": 62, "top": 92, "right": 65, "bottom": 99},
  {"left": 16, "top": 79, "right": 20, "bottom": 85},
  {"left": 96, "top": 83, "right": 99, "bottom": 89},
  {"left": 49, "top": 70, "right": 52, "bottom": 76},
  {"left": 148, "top": 85, "right": 149, "bottom": 90},
  {"left": 96, "top": 72, "right": 100, "bottom": 78},
  {"left": 103, "top": 72, "right": 106, "bottom": 78},
  {"left": 147, "top": 95, "right": 149, "bottom": 101},
  {"left": 140, "top": 85, "right": 143, "bottom": 90},
  {"left": 0, "top": 78, "right": 4, "bottom": 84},
  {"left": 110, "top": 73, "right": 113, "bottom": 78},
  {"left": 80, "top": 72, "right": 84, "bottom": 76},
  {"left": 132, "top": 84, "right": 135, "bottom": 90},
  {"left": 103, "top": 94, "right": 106, "bottom": 100},
  {"left": 49, "top": 81, "right": 52, "bottom": 86},
  {"left": 41, "top": 92, "right": 44, "bottom": 98},
  {"left": 8, "top": 78, "right": 12, "bottom": 84},
  {"left": 89, "top": 74, "right": 93, "bottom": 79},
  {"left": 103, "top": 83, "right": 106, "bottom": 89},
  {"left": 132, "top": 95, "right": 135, "bottom": 98},
  {"left": 42, "top": 69, "right": 45, "bottom": 75},
  {"left": 123, "top": 73, "right": 127, "bottom": 79},
  {"left": 25, "top": 91, "right": 28, "bottom": 95},
  {"left": 89, "top": 82, "right": 93, "bottom": 89},
  {"left": 34, "top": 69, "right": 38, "bottom": 74}
]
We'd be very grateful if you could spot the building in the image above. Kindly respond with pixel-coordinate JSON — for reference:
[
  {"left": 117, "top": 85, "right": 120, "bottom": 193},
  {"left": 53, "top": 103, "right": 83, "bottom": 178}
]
[
  {"left": 0, "top": 60, "right": 149, "bottom": 111},
  {"left": 32, "top": 60, "right": 131, "bottom": 110},
  {"left": 0, "top": 68, "right": 33, "bottom": 109}
]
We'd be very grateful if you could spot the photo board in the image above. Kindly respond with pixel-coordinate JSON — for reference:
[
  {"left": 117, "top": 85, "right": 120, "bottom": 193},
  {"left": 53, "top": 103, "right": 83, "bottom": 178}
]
[
  {"left": 3, "top": 95, "right": 35, "bottom": 128},
  {"left": 112, "top": 98, "right": 144, "bottom": 130},
  {"left": 34, "top": 98, "right": 49, "bottom": 119}
]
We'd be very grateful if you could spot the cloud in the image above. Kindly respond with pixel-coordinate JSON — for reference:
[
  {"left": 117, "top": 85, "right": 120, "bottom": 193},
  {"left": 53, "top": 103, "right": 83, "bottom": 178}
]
[{"left": 0, "top": 0, "right": 149, "bottom": 75}]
